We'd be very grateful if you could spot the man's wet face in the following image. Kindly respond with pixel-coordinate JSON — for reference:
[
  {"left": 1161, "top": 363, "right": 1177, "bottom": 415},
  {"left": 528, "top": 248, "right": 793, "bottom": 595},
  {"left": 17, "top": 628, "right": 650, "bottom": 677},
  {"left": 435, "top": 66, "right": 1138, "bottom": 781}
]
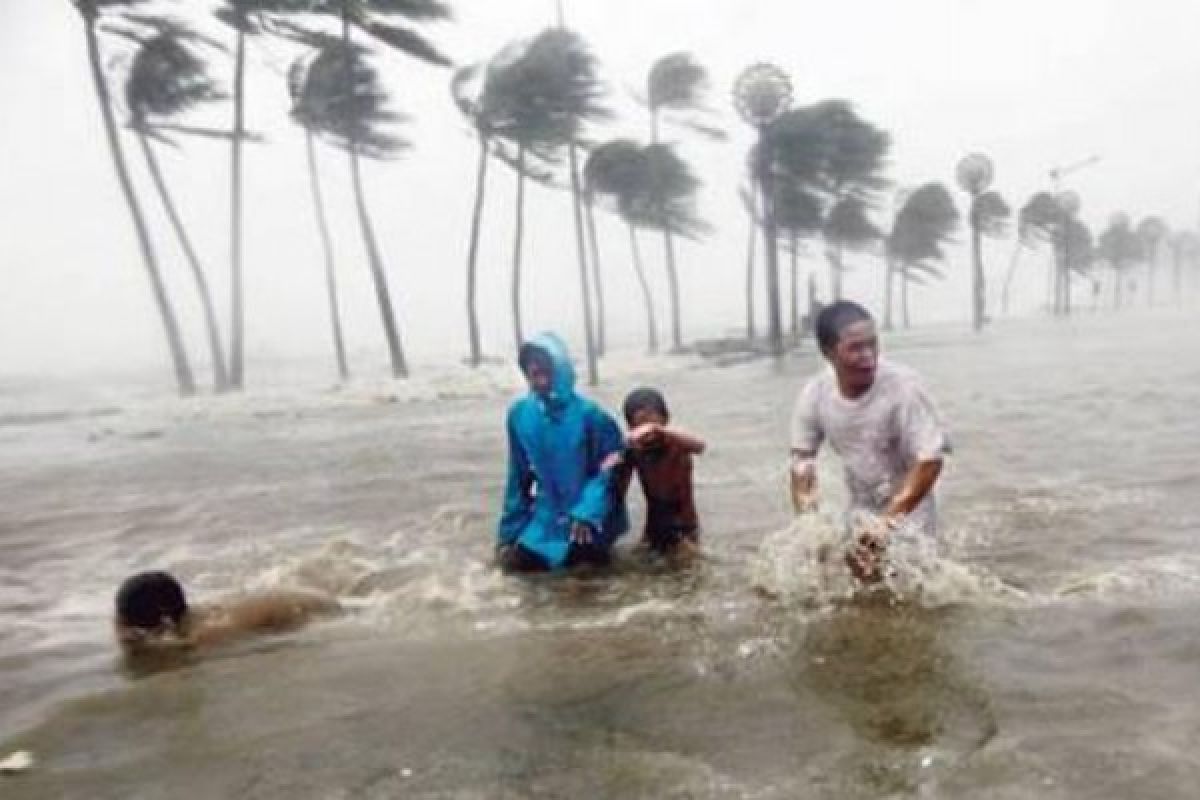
[
  {"left": 831, "top": 319, "right": 879, "bottom": 393},
  {"left": 524, "top": 357, "right": 553, "bottom": 395}
]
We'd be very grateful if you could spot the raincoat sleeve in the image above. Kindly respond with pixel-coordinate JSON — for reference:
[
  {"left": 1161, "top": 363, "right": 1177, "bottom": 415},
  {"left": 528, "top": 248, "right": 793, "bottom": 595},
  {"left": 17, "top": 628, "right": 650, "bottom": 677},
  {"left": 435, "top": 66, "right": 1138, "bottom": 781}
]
[
  {"left": 568, "top": 407, "right": 625, "bottom": 535},
  {"left": 498, "top": 407, "right": 534, "bottom": 545}
]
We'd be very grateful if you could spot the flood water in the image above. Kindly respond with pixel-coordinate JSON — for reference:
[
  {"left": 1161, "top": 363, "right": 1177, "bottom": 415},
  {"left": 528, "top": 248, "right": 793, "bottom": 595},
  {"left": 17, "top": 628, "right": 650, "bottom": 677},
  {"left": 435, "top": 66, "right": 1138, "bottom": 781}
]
[{"left": 2, "top": 310, "right": 1199, "bottom": 799}]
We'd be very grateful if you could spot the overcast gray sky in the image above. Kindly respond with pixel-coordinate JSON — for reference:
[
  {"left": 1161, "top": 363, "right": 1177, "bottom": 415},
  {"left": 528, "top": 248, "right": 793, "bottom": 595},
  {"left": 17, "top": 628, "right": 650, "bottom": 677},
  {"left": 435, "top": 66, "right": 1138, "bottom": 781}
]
[{"left": 2, "top": 0, "right": 1198, "bottom": 382}]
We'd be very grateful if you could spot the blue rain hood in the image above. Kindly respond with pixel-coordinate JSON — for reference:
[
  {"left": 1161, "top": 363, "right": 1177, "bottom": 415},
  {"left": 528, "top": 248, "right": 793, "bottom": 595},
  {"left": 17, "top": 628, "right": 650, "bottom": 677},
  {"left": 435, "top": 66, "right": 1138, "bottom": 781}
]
[
  {"left": 518, "top": 332, "right": 576, "bottom": 413},
  {"left": 499, "top": 333, "right": 629, "bottom": 569}
]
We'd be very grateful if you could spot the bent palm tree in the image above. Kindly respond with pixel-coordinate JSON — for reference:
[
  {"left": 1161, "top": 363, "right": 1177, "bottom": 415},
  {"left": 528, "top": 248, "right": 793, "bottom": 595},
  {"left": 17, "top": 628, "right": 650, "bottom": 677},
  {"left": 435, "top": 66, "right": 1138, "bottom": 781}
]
[
  {"left": 885, "top": 183, "right": 959, "bottom": 330},
  {"left": 291, "top": 38, "right": 410, "bottom": 377},
  {"left": 739, "top": 183, "right": 758, "bottom": 340},
  {"left": 288, "top": 44, "right": 349, "bottom": 381},
  {"left": 494, "top": 28, "right": 608, "bottom": 383},
  {"left": 1136, "top": 216, "right": 1168, "bottom": 307},
  {"left": 124, "top": 22, "right": 231, "bottom": 392},
  {"left": 450, "top": 62, "right": 495, "bottom": 367},
  {"left": 823, "top": 195, "right": 882, "bottom": 304},
  {"left": 1002, "top": 192, "right": 1059, "bottom": 315},
  {"left": 637, "top": 143, "right": 708, "bottom": 353},
  {"left": 483, "top": 37, "right": 570, "bottom": 352},
  {"left": 74, "top": 0, "right": 195, "bottom": 396},
  {"left": 1096, "top": 214, "right": 1143, "bottom": 309},
  {"left": 772, "top": 181, "right": 822, "bottom": 339},
  {"left": 585, "top": 139, "right": 658, "bottom": 353},
  {"left": 968, "top": 190, "right": 1011, "bottom": 324},
  {"left": 644, "top": 52, "right": 723, "bottom": 351},
  {"left": 1167, "top": 230, "right": 1200, "bottom": 303}
]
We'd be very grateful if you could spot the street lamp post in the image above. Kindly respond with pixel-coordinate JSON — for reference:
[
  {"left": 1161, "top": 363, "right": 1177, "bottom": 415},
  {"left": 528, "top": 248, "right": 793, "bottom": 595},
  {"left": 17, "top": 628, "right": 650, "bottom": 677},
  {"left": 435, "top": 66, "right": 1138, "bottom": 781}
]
[
  {"left": 956, "top": 153, "right": 995, "bottom": 332},
  {"left": 734, "top": 63, "right": 792, "bottom": 356}
]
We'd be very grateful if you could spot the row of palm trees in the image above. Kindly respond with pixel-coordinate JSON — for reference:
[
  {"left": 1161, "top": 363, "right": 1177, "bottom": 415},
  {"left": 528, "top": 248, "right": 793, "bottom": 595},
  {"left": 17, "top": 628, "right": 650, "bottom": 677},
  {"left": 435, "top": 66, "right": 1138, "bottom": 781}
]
[
  {"left": 72, "top": 1, "right": 1200, "bottom": 396},
  {"left": 453, "top": 38, "right": 724, "bottom": 379},
  {"left": 748, "top": 139, "right": 1200, "bottom": 341},
  {"left": 73, "top": 0, "right": 451, "bottom": 395}
]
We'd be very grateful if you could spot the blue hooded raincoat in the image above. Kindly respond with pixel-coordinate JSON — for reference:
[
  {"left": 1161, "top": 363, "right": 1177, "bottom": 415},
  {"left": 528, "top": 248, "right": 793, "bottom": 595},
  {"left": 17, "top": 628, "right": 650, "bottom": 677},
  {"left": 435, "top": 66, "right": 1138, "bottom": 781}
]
[{"left": 498, "top": 333, "right": 629, "bottom": 569}]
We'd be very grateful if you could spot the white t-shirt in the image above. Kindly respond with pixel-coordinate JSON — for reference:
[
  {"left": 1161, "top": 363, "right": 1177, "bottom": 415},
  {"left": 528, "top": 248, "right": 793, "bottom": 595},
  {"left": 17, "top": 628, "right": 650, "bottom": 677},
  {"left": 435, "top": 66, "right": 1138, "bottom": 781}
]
[{"left": 790, "top": 359, "right": 951, "bottom": 534}]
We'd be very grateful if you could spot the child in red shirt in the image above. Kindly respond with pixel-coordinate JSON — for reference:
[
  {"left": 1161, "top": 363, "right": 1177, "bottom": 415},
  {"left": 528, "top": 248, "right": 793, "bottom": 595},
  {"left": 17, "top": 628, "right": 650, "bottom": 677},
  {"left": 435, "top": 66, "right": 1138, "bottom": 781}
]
[{"left": 616, "top": 388, "right": 707, "bottom": 558}]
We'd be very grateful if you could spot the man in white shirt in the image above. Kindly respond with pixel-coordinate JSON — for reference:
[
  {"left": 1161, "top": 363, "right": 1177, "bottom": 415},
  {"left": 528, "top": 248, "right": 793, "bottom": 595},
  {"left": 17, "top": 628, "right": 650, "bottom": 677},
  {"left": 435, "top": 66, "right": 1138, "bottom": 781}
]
[{"left": 789, "top": 301, "right": 951, "bottom": 580}]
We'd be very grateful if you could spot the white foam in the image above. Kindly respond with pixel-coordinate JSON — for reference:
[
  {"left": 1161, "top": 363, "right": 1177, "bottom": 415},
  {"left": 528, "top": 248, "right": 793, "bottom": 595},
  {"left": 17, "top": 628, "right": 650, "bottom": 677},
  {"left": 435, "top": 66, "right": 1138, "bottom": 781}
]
[{"left": 750, "top": 512, "right": 1029, "bottom": 610}]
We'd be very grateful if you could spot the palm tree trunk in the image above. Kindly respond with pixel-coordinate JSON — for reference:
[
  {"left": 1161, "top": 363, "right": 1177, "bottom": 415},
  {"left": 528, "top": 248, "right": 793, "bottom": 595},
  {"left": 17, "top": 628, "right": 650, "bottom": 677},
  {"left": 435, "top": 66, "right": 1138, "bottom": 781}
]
[
  {"left": 806, "top": 273, "right": 817, "bottom": 333},
  {"left": 1060, "top": 236, "right": 1072, "bottom": 316},
  {"left": 970, "top": 215, "right": 985, "bottom": 331},
  {"left": 883, "top": 254, "right": 895, "bottom": 331},
  {"left": 349, "top": 147, "right": 406, "bottom": 378},
  {"left": 229, "top": 22, "right": 246, "bottom": 389},
  {"left": 1001, "top": 239, "right": 1023, "bottom": 316},
  {"left": 789, "top": 232, "right": 799, "bottom": 341},
  {"left": 745, "top": 193, "right": 757, "bottom": 341},
  {"left": 568, "top": 143, "right": 599, "bottom": 386},
  {"left": 342, "top": 16, "right": 406, "bottom": 379},
  {"left": 758, "top": 128, "right": 783, "bottom": 356},
  {"left": 662, "top": 229, "right": 683, "bottom": 352},
  {"left": 82, "top": 14, "right": 195, "bottom": 397},
  {"left": 902, "top": 272, "right": 911, "bottom": 328},
  {"left": 138, "top": 129, "right": 229, "bottom": 392},
  {"left": 464, "top": 136, "right": 489, "bottom": 367},
  {"left": 510, "top": 144, "right": 526, "bottom": 352},
  {"left": 1172, "top": 248, "right": 1183, "bottom": 304},
  {"left": 649, "top": 104, "right": 681, "bottom": 353},
  {"left": 826, "top": 246, "right": 843, "bottom": 304},
  {"left": 583, "top": 192, "right": 606, "bottom": 358},
  {"left": 1146, "top": 246, "right": 1156, "bottom": 307},
  {"left": 304, "top": 130, "right": 349, "bottom": 381},
  {"left": 627, "top": 223, "right": 658, "bottom": 354}
]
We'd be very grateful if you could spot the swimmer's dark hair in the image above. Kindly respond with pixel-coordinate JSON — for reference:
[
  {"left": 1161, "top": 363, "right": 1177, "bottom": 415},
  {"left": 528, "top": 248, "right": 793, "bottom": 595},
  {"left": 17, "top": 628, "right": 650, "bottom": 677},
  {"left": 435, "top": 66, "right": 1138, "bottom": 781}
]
[
  {"left": 815, "top": 301, "right": 873, "bottom": 355},
  {"left": 116, "top": 571, "right": 188, "bottom": 630},
  {"left": 623, "top": 387, "right": 669, "bottom": 426}
]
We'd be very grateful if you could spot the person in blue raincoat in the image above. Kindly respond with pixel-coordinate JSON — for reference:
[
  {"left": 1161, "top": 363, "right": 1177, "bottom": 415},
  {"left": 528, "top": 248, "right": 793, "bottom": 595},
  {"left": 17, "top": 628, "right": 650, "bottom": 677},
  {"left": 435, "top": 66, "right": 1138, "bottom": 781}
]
[{"left": 496, "top": 332, "right": 629, "bottom": 571}]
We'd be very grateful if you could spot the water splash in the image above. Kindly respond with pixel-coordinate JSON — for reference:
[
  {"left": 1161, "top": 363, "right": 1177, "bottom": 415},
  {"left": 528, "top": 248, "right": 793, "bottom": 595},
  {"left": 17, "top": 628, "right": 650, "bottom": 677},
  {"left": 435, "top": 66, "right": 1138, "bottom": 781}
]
[{"left": 750, "top": 511, "right": 1028, "bottom": 610}]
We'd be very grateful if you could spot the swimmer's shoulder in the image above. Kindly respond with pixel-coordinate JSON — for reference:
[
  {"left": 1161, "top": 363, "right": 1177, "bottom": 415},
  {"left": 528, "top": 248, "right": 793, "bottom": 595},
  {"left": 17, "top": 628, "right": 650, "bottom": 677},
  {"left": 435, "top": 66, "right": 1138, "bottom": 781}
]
[{"left": 192, "top": 589, "right": 340, "bottom": 645}]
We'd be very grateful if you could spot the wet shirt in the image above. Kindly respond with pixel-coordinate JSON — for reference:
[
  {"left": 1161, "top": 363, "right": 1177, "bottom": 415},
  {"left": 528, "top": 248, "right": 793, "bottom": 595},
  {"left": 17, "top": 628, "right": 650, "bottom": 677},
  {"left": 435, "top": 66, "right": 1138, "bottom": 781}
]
[
  {"left": 790, "top": 359, "right": 950, "bottom": 533},
  {"left": 616, "top": 441, "right": 699, "bottom": 543}
]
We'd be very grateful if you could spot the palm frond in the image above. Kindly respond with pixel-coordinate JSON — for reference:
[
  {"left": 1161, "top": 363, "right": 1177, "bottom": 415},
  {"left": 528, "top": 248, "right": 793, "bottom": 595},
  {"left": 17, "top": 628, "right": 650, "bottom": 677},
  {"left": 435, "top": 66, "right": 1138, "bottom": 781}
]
[
  {"left": 1017, "top": 192, "right": 1061, "bottom": 247},
  {"left": 125, "top": 27, "right": 225, "bottom": 127},
  {"left": 647, "top": 52, "right": 708, "bottom": 111},
  {"left": 824, "top": 196, "right": 881, "bottom": 250},
  {"left": 972, "top": 190, "right": 1010, "bottom": 238},
  {"left": 291, "top": 38, "right": 409, "bottom": 158},
  {"left": 888, "top": 182, "right": 959, "bottom": 265},
  {"left": 361, "top": 20, "right": 451, "bottom": 66}
]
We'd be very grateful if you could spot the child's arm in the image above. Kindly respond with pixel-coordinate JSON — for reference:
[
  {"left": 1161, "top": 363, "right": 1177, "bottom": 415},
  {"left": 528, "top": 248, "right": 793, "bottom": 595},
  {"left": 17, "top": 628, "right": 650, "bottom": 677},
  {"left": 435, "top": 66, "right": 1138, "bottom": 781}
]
[
  {"left": 628, "top": 423, "right": 706, "bottom": 455},
  {"left": 662, "top": 426, "right": 706, "bottom": 455}
]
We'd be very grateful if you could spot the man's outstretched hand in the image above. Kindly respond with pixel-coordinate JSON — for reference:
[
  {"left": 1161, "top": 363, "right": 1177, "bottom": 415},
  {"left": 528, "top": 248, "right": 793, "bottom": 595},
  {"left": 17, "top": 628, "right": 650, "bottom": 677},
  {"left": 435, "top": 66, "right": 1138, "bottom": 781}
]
[
  {"left": 844, "top": 515, "right": 899, "bottom": 584},
  {"left": 569, "top": 519, "right": 595, "bottom": 545}
]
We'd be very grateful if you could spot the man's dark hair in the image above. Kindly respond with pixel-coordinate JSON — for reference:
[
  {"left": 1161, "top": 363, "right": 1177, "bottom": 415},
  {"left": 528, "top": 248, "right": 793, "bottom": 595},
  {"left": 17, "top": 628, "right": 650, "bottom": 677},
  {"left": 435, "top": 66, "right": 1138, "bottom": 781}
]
[
  {"left": 622, "top": 387, "right": 669, "bottom": 426},
  {"left": 517, "top": 343, "right": 553, "bottom": 376},
  {"left": 116, "top": 571, "right": 188, "bottom": 630},
  {"left": 815, "top": 300, "right": 873, "bottom": 354}
]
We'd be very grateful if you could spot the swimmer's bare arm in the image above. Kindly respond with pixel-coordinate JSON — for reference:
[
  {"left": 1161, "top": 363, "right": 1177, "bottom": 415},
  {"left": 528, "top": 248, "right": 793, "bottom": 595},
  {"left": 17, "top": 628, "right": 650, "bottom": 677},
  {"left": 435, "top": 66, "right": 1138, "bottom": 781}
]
[{"left": 790, "top": 448, "right": 819, "bottom": 514}]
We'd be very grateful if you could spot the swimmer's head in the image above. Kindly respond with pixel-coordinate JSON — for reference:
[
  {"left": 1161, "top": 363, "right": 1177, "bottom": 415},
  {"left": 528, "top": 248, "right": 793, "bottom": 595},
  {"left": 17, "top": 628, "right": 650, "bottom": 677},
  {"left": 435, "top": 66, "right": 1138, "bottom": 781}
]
[{"left": 115, "top": 571, "right": 188, "bottom": 636}]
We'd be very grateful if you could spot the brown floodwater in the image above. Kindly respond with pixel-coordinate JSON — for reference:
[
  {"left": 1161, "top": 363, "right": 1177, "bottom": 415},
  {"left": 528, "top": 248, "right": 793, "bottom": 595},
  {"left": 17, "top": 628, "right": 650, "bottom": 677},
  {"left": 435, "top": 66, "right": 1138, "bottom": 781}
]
[{"left": 1, "top": 310, "right": 1198, "bottom": 798}]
